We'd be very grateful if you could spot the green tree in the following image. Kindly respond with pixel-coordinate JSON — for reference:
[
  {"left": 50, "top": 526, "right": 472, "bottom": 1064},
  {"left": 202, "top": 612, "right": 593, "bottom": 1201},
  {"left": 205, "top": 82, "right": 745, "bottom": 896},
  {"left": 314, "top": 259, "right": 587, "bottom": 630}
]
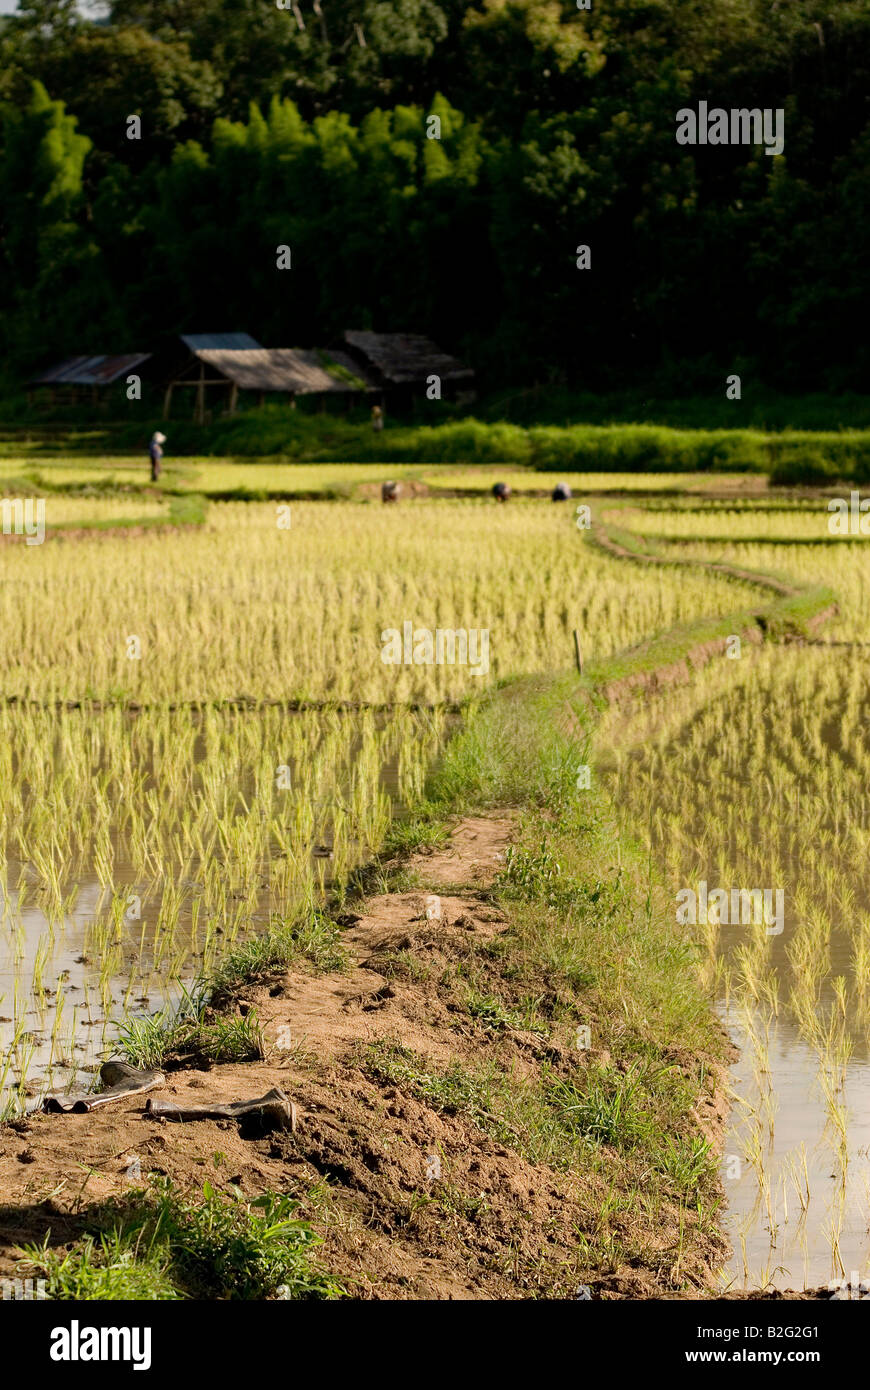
[
  {"left": 28, "top": 26, "right": 222, "bottom": 160},
  {"left": 0, "top": 82, "right": 119, "bottom": 362}
]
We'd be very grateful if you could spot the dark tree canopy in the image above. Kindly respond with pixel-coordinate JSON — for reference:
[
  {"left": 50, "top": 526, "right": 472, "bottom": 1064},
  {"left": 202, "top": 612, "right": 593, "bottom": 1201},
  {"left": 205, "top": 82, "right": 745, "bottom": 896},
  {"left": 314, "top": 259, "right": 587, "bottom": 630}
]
[{"left": 0, "top": 0, "right": 867, "bottom": 389}]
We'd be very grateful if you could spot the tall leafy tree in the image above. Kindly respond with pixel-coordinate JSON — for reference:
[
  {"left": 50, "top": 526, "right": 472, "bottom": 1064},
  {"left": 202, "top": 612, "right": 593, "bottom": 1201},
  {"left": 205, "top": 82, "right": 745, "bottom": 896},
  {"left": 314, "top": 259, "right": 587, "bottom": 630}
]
[{"left": 0, "top": 82, "right": 118, "bottom": 363}]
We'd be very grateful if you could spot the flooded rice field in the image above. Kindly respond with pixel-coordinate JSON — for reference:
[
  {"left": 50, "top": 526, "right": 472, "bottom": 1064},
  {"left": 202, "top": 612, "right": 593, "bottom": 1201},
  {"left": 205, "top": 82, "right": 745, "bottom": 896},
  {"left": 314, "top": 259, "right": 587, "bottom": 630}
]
[
  {"left": 601, "top": 645, "right": 870, "bottom": 1291},
  {"left": 0, "top": 703, "right": 448, "bottom": 1112}
]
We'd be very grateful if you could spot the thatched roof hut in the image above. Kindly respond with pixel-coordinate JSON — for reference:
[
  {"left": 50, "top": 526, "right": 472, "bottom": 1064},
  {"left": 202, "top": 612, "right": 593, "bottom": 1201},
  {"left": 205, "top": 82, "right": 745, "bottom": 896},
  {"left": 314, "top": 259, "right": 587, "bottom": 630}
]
[
  {"left": 342, "top": 331, "right": 475, "bottom": 399},
  {"left": 163, "top": 336, "right": 375, "bottom": 419}
]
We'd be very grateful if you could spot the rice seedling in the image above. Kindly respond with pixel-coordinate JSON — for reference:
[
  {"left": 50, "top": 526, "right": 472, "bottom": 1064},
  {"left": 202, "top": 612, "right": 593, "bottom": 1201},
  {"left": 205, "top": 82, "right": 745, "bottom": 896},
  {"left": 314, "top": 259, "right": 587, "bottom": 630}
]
[
  {"left": 0, "top": 698, "right": 449, "bottom": 1104},
  {"left": 0, "top": 500, "right": 760, "bottom": 704}
]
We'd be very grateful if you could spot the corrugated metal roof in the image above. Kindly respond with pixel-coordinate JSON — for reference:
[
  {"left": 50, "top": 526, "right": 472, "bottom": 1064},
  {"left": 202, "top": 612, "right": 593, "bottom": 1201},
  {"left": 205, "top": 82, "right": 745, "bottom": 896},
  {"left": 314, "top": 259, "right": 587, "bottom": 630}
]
[
  {"left": 29, "top": 354, "right": 152, "bottom": 387},
  {"left": 195, "top": 348, "right": 373, "bottom": 394},
  {"left": 343, "top": 331, "right": 474, "bottom": 385},
  {"left": 181, "top": 333, "right": 263, "bottom": 353}
]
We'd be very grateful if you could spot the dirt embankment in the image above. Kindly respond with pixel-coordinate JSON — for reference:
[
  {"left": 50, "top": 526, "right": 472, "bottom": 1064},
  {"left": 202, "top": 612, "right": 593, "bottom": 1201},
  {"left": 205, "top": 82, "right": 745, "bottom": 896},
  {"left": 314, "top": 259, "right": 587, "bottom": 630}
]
[
  {"left": 0, "top": 816, "right": 828, "bottom": 1299},
  {"left": 0, "top": 818, "right": 558, "bottom": 1300}
]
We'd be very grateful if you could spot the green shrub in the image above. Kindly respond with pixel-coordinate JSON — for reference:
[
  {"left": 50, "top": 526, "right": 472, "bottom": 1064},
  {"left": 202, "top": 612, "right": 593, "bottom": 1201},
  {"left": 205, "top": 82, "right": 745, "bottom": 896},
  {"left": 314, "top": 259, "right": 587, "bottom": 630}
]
[{"left": 98, "top": 406, "right": 870, "bottom": 480}]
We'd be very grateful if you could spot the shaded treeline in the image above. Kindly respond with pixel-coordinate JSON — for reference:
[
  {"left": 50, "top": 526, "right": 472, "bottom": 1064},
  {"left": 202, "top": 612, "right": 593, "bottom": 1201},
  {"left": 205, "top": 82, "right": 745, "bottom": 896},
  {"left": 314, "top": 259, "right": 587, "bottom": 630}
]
[{"left": 0, "top": 0, "right": 868, "bottom": 390}]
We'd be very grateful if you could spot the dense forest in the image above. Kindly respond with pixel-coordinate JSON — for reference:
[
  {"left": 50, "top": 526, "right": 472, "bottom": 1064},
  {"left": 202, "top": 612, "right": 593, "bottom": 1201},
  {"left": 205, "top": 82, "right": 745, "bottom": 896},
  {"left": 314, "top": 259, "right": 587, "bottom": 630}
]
[{"left": 0, "top": 0, "right": 867, "bottom": 391}]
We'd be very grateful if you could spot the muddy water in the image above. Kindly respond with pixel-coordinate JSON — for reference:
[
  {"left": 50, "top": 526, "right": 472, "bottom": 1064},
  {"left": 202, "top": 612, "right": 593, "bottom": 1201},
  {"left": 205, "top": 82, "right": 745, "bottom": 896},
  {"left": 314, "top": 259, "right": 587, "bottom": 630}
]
[
  {"left": 0, "top": 715, "right": 432, "bottom": 1111},
  {"left": 603, "top": 658, "right": 870, "bottom": 1292},
  {"left": 716, "top": 923, "right": 870, "bottom": 1291}
]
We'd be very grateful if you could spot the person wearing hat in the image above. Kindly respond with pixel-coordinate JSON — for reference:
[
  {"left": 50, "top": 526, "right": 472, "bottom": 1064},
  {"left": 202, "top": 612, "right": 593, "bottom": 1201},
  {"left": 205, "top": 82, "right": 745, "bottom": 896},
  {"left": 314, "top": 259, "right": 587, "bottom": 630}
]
[
  {"left": 149, "top": 431, "right": 166, "bottom": 483},
  {"left": 492, "top": 481, "right": 511, "bottom": 503}
]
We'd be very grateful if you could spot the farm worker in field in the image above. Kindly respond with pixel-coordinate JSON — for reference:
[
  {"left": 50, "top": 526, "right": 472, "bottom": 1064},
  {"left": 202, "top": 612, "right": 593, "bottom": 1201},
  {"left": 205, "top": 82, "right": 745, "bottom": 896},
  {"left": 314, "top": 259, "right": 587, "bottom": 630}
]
[
  {"left": 149, "top": 431, "right": 166, "bottom": 482},
  {"left": 492, "top": 481, "right": 510, "bottom": 502},
  {"left": 371, "top": 405, "right": 384, "bottom": 432},
  {"left": 552, "top": 482, "right": 572, "bottom": 501}
]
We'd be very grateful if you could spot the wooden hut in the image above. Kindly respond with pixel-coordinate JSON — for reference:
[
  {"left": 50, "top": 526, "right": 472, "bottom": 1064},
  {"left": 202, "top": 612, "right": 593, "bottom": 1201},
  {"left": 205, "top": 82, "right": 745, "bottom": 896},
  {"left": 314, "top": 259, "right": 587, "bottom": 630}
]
[
  {"left": 341, "top": 331, "right": 475, "bottom": 406},
  {"left": 27, "top": 354, "right": 153, "bottom": 409},
  {"left": 161, "top": 335, "right": 374, "bottom": 420}
]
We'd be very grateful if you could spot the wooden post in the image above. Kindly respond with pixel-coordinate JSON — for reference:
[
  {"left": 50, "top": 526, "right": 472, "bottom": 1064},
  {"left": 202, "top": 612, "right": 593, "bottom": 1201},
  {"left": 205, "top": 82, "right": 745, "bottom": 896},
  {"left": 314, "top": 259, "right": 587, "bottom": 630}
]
[
  {"left": 228, "top": 382, "right": 239, "bottom": 415},
  {"left": 573, "top": 630, "right": 583, "bottom": 675},
  {"left": 196, "top": 362, "right": 205, "bottom": 424},
  {"left": 163, "top": 383, "right": 174, "bottom": 420}
]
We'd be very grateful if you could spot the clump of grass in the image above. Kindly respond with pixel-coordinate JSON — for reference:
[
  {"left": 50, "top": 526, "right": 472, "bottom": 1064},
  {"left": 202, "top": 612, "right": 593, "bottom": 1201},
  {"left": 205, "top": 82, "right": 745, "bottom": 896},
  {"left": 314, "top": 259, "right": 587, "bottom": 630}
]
[
  {"left": 383, "top": 811, "right": 450, "bottom": 857},
  {"left": 190, "top": 1013, "right": 265, "bottom": 1064},
  {"left": 656, "top": 1135, "right": 717, "bottom": 1193},
  {"left": 117, "top": 988, "right": 264, "bottom": 1069},
  {"left": 20, "top": 1229, "right": 178, "bottom": 1300},
  {"left": 544, "top": 1063, "right": 653, "bottom": 1149},
  {"left": 346, "top": 859, "right": 422, "bottom": 898},
  {"left": 465, "top": 988, "right": 525, "bottom": 1032},
  {"left": 373, "top": 950, "right": 430, "bottom": 982},
  {"left": 20, "top": 1179, "right": 344, "bottom": 1300},
  {"left": 212, "top": 910, "right": 349, "bottom": 999},
  {"left": 116, "top": 1011, "right": 182, "bottom": 1072},
  {"left": 495, "top": 841, "right": 563, "bottom": 899}
]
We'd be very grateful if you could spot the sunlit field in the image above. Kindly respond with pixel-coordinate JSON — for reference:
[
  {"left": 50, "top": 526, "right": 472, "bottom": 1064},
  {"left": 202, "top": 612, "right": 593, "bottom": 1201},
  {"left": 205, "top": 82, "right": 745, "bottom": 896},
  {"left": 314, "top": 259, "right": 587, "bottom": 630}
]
[
  {"left": 601, "top": 646, "right": 870, "bottom": 1289},
  {"left": 0, "top": 455, "right": 762, "bottom": 498},
  {"left": 588, "top": 494, "right": 870, "bottom": 1289},
  {"left": 0, "top": 498, "right": 758, "bottom": 703},
  {"left": 0, "top": 486, "right": 756, "bottom": 1109},
  {"left": 614, "top": 502, "right": 834, "bottom": 540},
  {"left": 421, "top": 470, "right": 757, "bottom": 493},
  {"left": 0, "top": 458, "right": 448, "bottom": 494},
  {"left": 0, "top": 482, "right": 760, "bottom": 1111},
  {"left": 3, "top": 468, "right": 870, "bottom": 1296},
  {"left": 18, "top": 495, "right": 171, "bottom": 525},
  {"left": 612, "top": 501, "right": 870, "bottom": 642}
]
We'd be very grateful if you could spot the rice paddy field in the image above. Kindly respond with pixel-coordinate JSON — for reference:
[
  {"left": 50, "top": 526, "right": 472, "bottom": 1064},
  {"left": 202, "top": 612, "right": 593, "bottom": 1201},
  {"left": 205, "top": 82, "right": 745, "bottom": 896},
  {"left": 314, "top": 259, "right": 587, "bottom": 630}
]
[
  {"left": 2, "top": 455, "right": 869, "bottom": 1296},
  {"left": 596, "top": 497, "right": 870, "bottom": 1291},
  {"left": 0, "top": 453, "right": 759, "bottom": 497},
  {"left": 0, "top": 457, "right": 450, "bottom": 495},
  {"left": 600, "top": 648, "right": 870, "bottom": 1290},
  {"left": 0, "top": 703, "right": 445, "bottom": 1107},
  {"left": 611, "top": 501, "right": 870, "bottom": 642},
  {"left": 0, "top": 498, "right": 760, "bottom": 703}
]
